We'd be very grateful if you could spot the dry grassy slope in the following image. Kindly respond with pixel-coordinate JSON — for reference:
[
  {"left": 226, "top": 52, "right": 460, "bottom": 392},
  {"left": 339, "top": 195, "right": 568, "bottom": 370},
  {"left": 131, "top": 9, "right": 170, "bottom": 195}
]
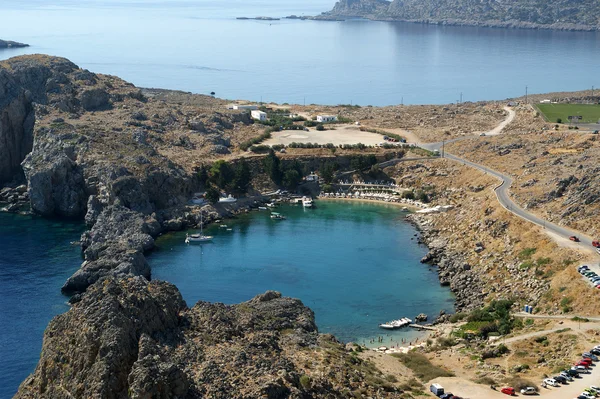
[
  {"left": 446, "top": 106, "right": 600, "bottom": 240},
  {"left": 385, "top": 159, "right": 598, "bottom": 314}
]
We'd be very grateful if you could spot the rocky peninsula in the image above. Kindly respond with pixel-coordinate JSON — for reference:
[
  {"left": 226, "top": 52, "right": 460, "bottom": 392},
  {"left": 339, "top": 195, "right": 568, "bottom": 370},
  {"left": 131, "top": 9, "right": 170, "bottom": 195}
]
[
  {"left": 321, "top": 0, "right": 600, "bottom": 31},
  {"left": 0, "top": 39, "right": 29, "bottom": 49}
]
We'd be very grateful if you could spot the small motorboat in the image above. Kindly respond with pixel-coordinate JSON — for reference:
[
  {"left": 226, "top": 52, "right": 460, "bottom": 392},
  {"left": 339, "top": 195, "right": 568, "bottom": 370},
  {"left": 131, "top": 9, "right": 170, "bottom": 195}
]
[
  {"left": 302, "top": 196, "right": 314, "bottom": 208},
  {"left": 378, "top": 317, "right": 412, "bottom": 330},
  {"left": 220, "top": 224, "right": 228, "bottom": 228},
  {"left": 270, "top": 212, "right": 286, "bottom": 220},
  {"left": 218, "top": 195, "right": 237, "bottom": 203},
  {"left": 258, "top": 206, "right": 268, "bottom": 210}
]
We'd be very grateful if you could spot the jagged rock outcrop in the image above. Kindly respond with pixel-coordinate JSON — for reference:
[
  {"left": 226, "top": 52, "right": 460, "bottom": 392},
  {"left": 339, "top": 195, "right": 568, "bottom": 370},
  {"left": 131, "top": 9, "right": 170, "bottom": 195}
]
[
  {"left": 17, "top": 278, "right": 402, "bottom": 398},
  {"left": 325, "top": 0, "right": 600, "bottom": 31}
]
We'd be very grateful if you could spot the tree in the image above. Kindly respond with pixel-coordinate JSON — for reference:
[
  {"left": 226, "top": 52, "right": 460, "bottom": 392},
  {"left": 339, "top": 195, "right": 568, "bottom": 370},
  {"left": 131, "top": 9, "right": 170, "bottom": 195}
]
[
  {"left": 316, "top": 123, "right": 325, "bottom": 131},
  {"left": 205, "top": 186, "right": 220, "bottom": 204},
  {"left": 232, "top": 159, "right": 252, "bottom": 194},
  {"left": 283, "top": 169, "right": 301, "bottom": 190},
  {"left": 320, "top": 161, "right": 337, "bottom": 184},
  {"left": 209, "top": 160, "right": 234, "bottom": 190},
  {"left": 556, "top": 118, "right": 562, "bottom": 123},
  {"left": 263, "top": 149, "right": 282, "bottom": 185}
]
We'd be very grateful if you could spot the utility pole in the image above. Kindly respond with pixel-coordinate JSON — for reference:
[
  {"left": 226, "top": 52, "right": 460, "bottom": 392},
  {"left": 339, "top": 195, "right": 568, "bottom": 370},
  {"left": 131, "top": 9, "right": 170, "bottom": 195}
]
[
  {"left": 592, "top": 86, "right": 595, "bottom": 100},
  {"left": 442, "top": 140, "right": 445, "bottom": 158},
  {"left": 303, "top": 97, "right": 305, "bottom": 106},
  {"left": 525, "top": 86, "right": 528, "bottom": 104},
  {"left": 460, "top": 92, "right": 463, "bottom": 104},
  {"left": 401, "top": 96, "right": 404, "bottom": 106}
]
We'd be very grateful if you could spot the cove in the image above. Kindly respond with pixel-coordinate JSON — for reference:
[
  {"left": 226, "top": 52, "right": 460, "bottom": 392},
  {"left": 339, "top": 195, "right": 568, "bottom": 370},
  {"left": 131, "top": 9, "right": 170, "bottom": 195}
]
[
  {"left": 0, "top": 212, "right": 84, "bottom": 399},
  {"left": 150, "top": 200, "right": 455, "bottom": 345}
]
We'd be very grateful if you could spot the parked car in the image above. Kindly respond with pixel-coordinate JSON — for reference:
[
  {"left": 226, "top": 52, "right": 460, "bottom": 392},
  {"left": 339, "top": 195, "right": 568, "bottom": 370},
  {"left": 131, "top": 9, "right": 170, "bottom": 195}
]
[
  {"left": 543, "top": 378, "right": 559, "bottom": 387},
  {"left": 582, "top": 357, "right": 595, "bottom": 364},
  {"left": 439, "top": 394, "right": 453, "bottom": 399},
  {"left": 578, "top": 359, "right": 592, "bottom": 366},
  {"left": 560, "top": 371, "right": 574, "bottom": 381},
  {"left": 430, "top": 383, "right": 444, "bottom": 396},
  {"left": 553, "top": 375, "right": 567, "bottom": 384},
  {"left": 584, "top": 388, "right": 598, "bottom": 397},
  {"left": 570, "top": 236, "right": 580, "bottom": 242},
  {"left": 520, "top": 386, "right": 537, "bottom": 395},
  {"left": 590, "top": 386, "right": 600, "bottom": 394},
  {"left": 583, "top": 352, "right": 599, "bottom": 360},
  {"left": 591, "top": 348, "right": 600, "bottom": 355},
  {"left": 501, "top": 387, "right": 515, "bottom": 396},
  {"left": 574, "top": 365, "right": 589, "bottom": 373},
  {"left": 581, "top": 392, "right": 596, "bottom": 399},
  {"left": 566, "top": 368, "right": 580, "bottom": 376}
]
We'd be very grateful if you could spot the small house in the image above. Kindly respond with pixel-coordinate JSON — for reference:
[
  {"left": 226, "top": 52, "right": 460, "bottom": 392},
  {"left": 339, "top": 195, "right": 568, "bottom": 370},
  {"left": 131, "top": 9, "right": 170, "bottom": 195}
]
[
  {"left": 251, "top": 110, "right": 267, "bottom": 121},
  {"left": 316, "top": 115, "right": 338, "bottom": 123}
]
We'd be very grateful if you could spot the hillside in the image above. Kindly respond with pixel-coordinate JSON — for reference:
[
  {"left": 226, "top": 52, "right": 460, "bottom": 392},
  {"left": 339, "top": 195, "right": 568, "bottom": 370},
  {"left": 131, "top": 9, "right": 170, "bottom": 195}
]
[
  {"left": 0, "top": 39, "right": 29, "bottom": 48},
  {"left": 324, "top": 0, "right": 600, "bottom": 31}
]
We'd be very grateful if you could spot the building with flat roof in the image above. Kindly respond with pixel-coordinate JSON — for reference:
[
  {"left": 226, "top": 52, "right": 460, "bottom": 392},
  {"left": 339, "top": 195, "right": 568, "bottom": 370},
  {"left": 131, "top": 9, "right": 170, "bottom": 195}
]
[{"left": 251, "top": 110, "right": 267, "bottom": 121}]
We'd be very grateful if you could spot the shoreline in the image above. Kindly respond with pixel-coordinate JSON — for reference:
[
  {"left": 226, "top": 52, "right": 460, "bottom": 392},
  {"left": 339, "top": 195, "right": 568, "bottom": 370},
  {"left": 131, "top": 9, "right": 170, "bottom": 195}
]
[{"left": 317, "top": 196, "right": 427, "bottom": 211}]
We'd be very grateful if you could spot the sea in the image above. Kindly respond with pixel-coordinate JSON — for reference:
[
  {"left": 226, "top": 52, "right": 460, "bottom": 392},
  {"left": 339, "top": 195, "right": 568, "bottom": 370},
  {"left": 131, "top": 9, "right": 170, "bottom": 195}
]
[
  {"left": 0, "top": 212, "right": 84, "bottom": 399},
  {"left": 1, "top": 0, "right": 599, "bottom": 105}
]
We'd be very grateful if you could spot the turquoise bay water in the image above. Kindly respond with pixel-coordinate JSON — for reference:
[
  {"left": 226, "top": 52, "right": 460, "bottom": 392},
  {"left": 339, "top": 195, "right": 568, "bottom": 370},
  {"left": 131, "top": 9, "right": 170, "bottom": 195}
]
[
  {"left": 1, "top": 1, "right": 599, "bottom": 105},
  {"left": 0, "top": 213, "right": 84, "bottom": 399},
  {"left": 150, "top": 201, "right": 454, "bottom": 344}
]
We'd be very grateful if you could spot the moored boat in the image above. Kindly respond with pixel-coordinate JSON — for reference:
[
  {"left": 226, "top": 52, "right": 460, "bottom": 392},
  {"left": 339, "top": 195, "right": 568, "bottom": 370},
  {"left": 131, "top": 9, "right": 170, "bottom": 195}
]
[
  {"left": 270, "top": 212, "right": 286, "bottom": 220},
  {"left": 218, "top": 195, "right": 237, "bottom": 203},
  {"left": 185, "top": 213, "right": 213, "bottom": 243},
  {"left": 378, "top": 317, "right": 412, "bottom": 330},
  {"left": 302, "top": 196, "right": 314, "bottom": 207}
]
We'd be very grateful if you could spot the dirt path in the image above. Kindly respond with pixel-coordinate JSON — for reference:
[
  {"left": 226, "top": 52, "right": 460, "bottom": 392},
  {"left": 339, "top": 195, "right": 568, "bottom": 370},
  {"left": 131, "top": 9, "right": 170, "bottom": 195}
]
[{"left": 484, "top": 106, "right": 516, "bottom": 136}]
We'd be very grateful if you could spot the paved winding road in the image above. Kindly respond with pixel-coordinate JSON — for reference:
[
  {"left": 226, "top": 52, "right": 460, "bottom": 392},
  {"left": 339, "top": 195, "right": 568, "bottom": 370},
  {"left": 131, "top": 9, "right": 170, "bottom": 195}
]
[{"left": 418, "top": 107, "right": 599, "bottom": 258}]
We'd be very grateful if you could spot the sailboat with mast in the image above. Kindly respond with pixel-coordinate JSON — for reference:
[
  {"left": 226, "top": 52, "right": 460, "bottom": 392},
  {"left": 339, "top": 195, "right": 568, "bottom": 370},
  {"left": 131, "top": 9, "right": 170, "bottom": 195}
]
[{"left": 185, "top": 212, "right": 213, "bottom": 243}]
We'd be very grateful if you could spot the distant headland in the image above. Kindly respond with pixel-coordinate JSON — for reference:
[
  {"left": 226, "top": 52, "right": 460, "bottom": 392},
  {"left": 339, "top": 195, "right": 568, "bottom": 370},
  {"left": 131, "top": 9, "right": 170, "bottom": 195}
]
[
  {"left": 0, "top": 39, "right": 29, "bottom": 49},
  {"left": 320, "top": 0, "right": 600, "bottom": 31}
]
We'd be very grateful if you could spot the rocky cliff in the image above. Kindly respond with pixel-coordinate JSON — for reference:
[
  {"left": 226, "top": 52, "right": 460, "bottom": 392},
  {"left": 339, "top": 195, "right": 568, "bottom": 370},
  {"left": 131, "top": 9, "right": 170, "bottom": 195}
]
[
  {"left": 0, "top": 68, "right": 34, "bottom": 184},
  {"left": 325, "top": 0, "right": 600, "bottom": 30},
  {"left": 16, "top": 277, "right": 404, "bottom": 398}
]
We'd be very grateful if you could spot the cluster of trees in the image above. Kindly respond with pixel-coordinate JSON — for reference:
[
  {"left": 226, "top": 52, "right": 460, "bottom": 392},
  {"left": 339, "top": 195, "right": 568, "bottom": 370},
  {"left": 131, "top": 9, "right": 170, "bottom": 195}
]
[
  {"left": 199, "top": 159, "right": 253, "bottom": 203},
  {"left": 460, "top": 300, "right": 518, "bottom": 338},
  {"left": 349, "top": 154, "right": 378, "bottom": 170},
  {"left": 401, "top": 189, "right": 430, "bottom": 203},
  {"left": 262, "top": 149, "right": 306, "bottom": 190}
]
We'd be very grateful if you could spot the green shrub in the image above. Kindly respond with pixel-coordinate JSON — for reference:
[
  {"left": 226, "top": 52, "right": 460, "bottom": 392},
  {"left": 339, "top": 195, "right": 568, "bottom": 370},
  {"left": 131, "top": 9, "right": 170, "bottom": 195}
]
[
  {"left": 518, "top": 248, "right": 537, "bottom": 259},
  {"left": 449, "top": 312, "right": 467, "bottom": 323},
  {"left": 536, "top": 257, "right": 552, "bottom": 266},
  {"left": 299, "top": 375, "right": 311, "bottom": 389}
]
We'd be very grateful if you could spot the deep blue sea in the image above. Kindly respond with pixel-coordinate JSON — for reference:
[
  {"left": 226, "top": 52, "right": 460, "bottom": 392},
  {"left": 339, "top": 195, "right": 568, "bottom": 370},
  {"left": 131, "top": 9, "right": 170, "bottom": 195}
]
[
  {"left": 0, "top": 213, "right": 84, "bottom": 399},
  {"left": 1, "top": 0, "right": 599, "bottom": 105},
  {"left": 150, "top": 201, "right": 454, "bottom": 344}
]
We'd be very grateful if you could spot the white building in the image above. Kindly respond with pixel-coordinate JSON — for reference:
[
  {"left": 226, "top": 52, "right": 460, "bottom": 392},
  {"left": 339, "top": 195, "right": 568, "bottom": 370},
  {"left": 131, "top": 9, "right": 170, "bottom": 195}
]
[
  {"left": 251, "top": 110, "right": 267, "bottom": 121},
  {"left": 228, "top": 104, "right": 259, "bottom": 110},
  {"left": 316, "top": 115, "right": 337, "bottom": 123}
]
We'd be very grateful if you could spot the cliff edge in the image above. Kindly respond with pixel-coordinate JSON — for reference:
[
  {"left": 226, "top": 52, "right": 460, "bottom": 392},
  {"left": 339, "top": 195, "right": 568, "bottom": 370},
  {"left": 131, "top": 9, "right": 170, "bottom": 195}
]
[{"left": 0, "top": 39, "right": 29, "bottom": 49}]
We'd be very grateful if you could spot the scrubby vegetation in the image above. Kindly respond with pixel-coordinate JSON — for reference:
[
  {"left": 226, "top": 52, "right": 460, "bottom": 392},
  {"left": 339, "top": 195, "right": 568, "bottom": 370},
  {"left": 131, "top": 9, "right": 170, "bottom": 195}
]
[{"left": 392, "top": 352, "right": 454, "bottom": 382}]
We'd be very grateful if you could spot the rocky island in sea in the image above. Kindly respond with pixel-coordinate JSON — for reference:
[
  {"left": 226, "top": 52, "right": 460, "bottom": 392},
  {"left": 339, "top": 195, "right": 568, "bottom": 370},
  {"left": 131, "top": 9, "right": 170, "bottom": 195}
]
[
  {"left": 319, "top": 0, "right": 600, "bottom": 31},
  {"left": 0, "top": 39, "right": 29, "bottom": 48}
]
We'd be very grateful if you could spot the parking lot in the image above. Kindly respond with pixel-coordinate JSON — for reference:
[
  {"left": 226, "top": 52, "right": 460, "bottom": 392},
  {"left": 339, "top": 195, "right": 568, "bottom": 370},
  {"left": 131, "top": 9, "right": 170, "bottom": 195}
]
[{"left": 262, "top": 125, "right": 385, "bottom": 146}]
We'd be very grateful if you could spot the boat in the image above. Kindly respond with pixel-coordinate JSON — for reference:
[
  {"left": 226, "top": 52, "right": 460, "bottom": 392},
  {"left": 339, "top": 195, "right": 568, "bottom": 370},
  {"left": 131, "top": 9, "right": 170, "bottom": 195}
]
[
  {"left": 258, "top": 206, "right": 268, "bottom": 210},
  {"left": 185, "top": 213, "right": 213, "bottom": 243},
  {"left": 378, "top": 317, "right": 412, "bottom": 330},
  {"left": 191, "top": 196, "right": 206, "bottom": 205},
  {"left": 270, "top": 212, "right": 286, "bottom": 220},
  {"left": 218, "top": 195, "right": 237, "bottom": 203},
  {"left": 302, "top": 196, "right": 314, "bottom": 208},
  {"left": 266, "top": 202, "right": 277, "bottom": 208},
  {"left": 220, "top": 224, "right": 227, "bottom": 228}
]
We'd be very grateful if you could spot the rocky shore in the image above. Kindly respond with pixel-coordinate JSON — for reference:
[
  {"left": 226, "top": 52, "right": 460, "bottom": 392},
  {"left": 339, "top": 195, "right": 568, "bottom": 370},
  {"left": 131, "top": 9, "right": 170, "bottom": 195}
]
[{"left": 407, "top": 213, "right": 486, "bottom": 313}]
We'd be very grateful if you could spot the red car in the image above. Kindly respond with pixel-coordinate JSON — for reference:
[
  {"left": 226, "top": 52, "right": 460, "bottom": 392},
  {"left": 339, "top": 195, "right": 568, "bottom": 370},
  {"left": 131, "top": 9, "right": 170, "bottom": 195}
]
[
  {"left": 582, "top": 357, "right": 594, "bottom": 364},
  {"left": 576, "top": 361, "right": 590, "bottom": 368},
  {"left": 501, "top": 387, "right": 515, "bottom": 396},
  {"left": 570, "top": 236, "right": 580, "bottom": 242}
]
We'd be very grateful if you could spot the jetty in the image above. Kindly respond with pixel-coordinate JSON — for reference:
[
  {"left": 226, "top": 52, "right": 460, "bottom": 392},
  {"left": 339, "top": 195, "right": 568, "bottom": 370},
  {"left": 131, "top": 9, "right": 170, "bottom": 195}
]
[{"left": 408, "top": 324, "right": 437, "bottom": 331}]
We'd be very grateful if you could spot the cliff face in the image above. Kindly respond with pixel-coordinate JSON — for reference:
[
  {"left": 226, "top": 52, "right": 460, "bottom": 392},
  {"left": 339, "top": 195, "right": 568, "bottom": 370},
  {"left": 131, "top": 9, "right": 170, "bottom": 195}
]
[
  {"left": 0, "top": 39, "right": 29, "bottom": 49},
  {"left": 326, "top": 0, "right": 600, "bottom": 30},
  {"left": 16, "top": 278, "right": 403, "bottom": 399},
  {"left": 0, "top": 69, "right": 34, "bottom": 184}
]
